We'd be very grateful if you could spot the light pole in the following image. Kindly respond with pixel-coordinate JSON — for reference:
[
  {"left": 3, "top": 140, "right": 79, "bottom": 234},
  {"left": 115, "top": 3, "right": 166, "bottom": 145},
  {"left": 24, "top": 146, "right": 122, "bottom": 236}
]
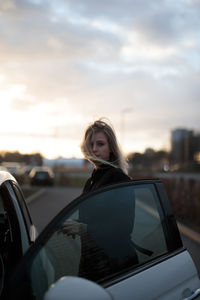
[{"left": 120, "top": 108, "right": 133, "bottom": 148}]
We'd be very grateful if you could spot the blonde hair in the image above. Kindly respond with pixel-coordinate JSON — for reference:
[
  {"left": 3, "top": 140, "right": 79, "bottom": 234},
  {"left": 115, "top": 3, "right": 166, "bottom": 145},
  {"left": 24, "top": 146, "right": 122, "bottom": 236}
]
[{"left": 81, "top": 119, "right": 128, "bottom": 174}]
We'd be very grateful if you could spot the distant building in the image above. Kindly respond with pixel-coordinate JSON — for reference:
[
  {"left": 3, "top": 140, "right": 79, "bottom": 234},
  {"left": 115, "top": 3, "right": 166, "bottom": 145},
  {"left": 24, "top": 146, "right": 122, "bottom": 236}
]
[
  {"left": 171, "top": 128, "right": 200, "bottom": 165},
  {"left": 43, "top": 157, "right": 85, "bottom": 168},
  {"left": 193, "top": 133, "right": 200, "bottom": 164}
]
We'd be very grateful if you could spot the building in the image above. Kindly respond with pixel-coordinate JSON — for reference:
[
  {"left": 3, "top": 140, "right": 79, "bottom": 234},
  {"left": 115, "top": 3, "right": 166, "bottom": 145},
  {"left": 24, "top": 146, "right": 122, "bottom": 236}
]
[
  {"left": 193, "top": 133, "right": 200, "bottom": 164},
  {"left": 171, "top": 128, "right": 200, "bottom": 166}
]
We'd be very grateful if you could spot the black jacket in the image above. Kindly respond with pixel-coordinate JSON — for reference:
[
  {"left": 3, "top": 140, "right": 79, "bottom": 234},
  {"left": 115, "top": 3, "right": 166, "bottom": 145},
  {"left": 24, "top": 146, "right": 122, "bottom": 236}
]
[
  {"left": 83, "top": 164, "right": 131, "bottom": 193},
  {"left": 79, "top": 164, "right": 152, "bottom": 281},
  {"left": 79, "top": 164, "right": 137, "bottom": 281}
]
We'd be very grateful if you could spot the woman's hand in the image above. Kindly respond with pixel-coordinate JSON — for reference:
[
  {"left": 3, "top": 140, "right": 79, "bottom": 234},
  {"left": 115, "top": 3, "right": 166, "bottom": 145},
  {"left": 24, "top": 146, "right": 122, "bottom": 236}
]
[{"left": 58, "top": 219, "right": 87, "bottom": 239}]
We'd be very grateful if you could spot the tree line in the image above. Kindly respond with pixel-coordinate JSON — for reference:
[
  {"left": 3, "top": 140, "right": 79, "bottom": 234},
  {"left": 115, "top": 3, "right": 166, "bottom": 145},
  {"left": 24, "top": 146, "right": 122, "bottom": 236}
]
[
  {"left": 0, "top": 151, "right": 43, "bottom": 166},
  {"left": 127, "top": 148, "right": 169, "bottom": 172}
]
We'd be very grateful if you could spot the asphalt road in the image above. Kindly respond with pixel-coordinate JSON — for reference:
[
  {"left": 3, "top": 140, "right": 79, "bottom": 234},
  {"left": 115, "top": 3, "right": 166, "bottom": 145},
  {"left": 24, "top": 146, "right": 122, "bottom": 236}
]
[
  {"left": 27, "top": 186, "right": 200, "bottom": 276},
  {"left": 27, "top": 186, "right": 82, "bottom": 232}
]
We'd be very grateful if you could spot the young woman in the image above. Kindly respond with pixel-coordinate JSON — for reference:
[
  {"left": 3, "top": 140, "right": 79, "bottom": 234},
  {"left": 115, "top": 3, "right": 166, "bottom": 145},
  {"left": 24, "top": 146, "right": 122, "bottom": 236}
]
[
  {"left": 80, "top": 119, "right": 131, "bottom": 193},
  {"left": 60, "top": 119, "right": 138, "bottom": 281}
]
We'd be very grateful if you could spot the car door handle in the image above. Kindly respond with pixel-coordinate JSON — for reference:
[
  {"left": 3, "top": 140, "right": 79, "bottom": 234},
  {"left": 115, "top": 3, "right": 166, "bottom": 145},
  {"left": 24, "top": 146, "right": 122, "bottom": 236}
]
[{"left": 183, "top": 288, "right": 200, "bottom": 300}]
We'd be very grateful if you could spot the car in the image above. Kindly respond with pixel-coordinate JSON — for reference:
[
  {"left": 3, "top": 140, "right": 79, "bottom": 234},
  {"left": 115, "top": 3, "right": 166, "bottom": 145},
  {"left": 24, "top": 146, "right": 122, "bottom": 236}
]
[
  {"left": 1, "top": 162, "right": 21, "bottom": 176},
  {"left": 0, "top": 170, "right": 199, "bottom": 299},
  {"left": 0, "top": 166, "right": 8, "bottom": 172},
  {"left": 29, "top": 166, "right": 55, "bottom": 186},
  {"left": 0, "top": 171, "right": 36, "bottom": 299}
]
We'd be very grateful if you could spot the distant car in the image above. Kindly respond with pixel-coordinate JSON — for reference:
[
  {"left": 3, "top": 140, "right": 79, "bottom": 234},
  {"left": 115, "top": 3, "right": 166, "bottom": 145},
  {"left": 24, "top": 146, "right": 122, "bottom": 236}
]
[{"left": 29, "top": 167, "right": 55, "bottom": 186}]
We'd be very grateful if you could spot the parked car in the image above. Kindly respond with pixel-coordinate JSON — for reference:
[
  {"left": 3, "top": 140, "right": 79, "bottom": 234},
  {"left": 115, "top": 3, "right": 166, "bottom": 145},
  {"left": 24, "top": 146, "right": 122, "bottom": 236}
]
[
  {"left": 29, "top": 166, "right": 55, "bottom": 186},
  {"left": 0, "top": 171, "right": 36, "bottom": 299},
  {"left": 0, "top": 170, "right": 199, "bottom": 299},
  {"left": 18, "top": 165, "right": 34, "bottom": 176},
  {"left": 0, "top": 166, "right": 8, "bottom": 172},
  {"left": 1, "top": 162, "right": 21, "bottom": 176}
]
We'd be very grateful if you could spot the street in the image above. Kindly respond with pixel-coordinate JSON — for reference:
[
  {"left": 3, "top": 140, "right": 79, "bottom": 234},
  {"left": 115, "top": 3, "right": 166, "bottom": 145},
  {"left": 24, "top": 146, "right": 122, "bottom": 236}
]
[
  {"left": 27, "top": 186, "right": 82, "bottom": 232},
  {"left": 27, "top": 186, "right": 200, "bottom": 276}
]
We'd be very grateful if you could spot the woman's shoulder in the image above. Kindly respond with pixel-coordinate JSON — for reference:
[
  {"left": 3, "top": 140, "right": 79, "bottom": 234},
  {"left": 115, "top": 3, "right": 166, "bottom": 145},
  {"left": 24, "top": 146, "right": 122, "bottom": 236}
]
[{"left": 105, "top": 165, "right": 131, "bottom": 182}]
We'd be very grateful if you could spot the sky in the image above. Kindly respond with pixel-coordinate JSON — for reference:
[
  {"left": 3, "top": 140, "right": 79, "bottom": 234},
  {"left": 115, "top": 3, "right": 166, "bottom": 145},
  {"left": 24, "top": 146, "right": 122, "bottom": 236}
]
[{"left": 0, "top": 0, "right": 200, "bottom": 159}]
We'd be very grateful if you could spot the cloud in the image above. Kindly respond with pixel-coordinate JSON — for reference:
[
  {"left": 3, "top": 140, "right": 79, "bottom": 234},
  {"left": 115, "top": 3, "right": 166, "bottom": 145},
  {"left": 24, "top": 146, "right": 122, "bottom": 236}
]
[{"left": 0, "top": 0, "right": 199, "bottom": 157}]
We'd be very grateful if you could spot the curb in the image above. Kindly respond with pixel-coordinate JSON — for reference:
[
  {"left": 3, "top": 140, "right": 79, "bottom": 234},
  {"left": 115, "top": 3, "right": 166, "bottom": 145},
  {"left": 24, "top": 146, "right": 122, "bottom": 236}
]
[
  {"left": 178, "top": 222, "right": 200, "bottom": 244},
  {"left": 26, "top": 189, "right": 46, "bottom": 204}
]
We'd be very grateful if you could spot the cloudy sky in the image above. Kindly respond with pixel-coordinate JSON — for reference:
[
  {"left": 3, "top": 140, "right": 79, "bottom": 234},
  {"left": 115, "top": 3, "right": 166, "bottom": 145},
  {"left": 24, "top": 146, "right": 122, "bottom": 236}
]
[{"left": 0, "top": 0, "right": 200, "bottom": 158}]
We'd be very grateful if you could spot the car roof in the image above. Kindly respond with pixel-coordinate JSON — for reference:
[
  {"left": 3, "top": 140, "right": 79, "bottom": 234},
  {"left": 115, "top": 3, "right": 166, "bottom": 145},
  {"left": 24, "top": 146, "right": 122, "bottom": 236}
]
[
  {"left": 29, "top": 166, "right": 54, "bottom": 175},
  {"left": 0, "top": 171, "right": 16, "bottom": 186}
]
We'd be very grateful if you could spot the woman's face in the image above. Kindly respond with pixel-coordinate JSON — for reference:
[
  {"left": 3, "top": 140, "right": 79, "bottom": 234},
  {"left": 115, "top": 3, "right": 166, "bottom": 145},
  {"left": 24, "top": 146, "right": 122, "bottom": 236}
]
[{"left": 90, "top": 131, "right": 110, "bottom": 161}]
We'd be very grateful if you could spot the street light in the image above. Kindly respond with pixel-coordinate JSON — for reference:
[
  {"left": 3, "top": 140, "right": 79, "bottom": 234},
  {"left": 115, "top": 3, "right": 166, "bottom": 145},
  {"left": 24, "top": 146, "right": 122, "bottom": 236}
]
[{"left": 120, "top": 108, "right": 133, "bottom": 148}]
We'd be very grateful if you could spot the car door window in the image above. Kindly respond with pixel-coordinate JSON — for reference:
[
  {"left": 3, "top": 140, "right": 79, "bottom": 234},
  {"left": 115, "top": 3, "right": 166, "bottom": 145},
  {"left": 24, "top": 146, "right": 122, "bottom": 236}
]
[
  {"left": 0, "top": 191, "right": 18, "bottom": 296},
  {"left": 133, "top": 186, "right": 167, "bottom": 263},
  {"left": 9, "top": 182, "right": 178, "bottom": 300}
]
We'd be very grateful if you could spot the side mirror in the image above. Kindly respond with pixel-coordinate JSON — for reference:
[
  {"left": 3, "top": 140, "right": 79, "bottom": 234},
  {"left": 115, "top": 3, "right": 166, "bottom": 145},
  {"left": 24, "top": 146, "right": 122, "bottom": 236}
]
[{"left": 44, "top": 276, "right": 113, "bottom": 300}]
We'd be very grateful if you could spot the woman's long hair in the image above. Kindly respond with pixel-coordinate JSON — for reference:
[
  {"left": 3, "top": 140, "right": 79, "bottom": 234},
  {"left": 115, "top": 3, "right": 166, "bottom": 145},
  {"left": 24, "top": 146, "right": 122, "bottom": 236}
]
[{"left": 80, "top": 119, "right": 128, "bottom": 174}]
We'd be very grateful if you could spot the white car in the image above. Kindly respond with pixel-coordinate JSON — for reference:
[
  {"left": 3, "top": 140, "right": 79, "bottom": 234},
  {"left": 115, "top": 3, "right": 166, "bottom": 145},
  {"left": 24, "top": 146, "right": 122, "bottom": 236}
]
[
  {"left": 0, "top": 171, "right": 199, "bottom": 300},
  {"left": 0, "top": 171, "right": 36, "bottom": 299}
]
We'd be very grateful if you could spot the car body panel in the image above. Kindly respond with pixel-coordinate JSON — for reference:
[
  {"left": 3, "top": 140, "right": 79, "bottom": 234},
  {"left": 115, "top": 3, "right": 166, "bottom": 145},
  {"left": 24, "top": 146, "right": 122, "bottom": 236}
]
[
  {"left": 107, "top": 250, "right": 200, "bottom": 300},
  {"left": 44, "top": 276, "right": 113, "bottom": 300}
]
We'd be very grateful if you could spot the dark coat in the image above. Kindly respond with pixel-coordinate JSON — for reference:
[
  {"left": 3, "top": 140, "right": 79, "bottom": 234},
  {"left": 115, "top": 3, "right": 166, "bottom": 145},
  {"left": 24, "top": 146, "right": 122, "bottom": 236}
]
[
  {"left": 78, "top": 164, "right": 138, "bottom": 281},
  {"left": 82, "top": 164, "right": 131, "bottom": 193}
]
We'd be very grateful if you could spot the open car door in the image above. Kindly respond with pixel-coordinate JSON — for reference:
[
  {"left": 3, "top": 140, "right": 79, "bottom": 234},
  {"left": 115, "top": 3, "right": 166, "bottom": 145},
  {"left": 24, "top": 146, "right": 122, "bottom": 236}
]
[{"left": 7, "top": 179, "right": 200, "bottom": 300}]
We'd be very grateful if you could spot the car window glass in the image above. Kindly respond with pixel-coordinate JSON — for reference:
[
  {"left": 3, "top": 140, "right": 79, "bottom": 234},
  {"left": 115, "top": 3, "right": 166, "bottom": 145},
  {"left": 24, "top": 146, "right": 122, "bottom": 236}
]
[
  {"left": 0, "top": 192, "right": 13, "bottom": 246},
  {"left": 12, "top": 183, "right": 169, "bottom": 300},
  {"left": 0, "top": 191, "right": 17, "bottom": 296},
  {"left": 0, "top": 184, "right": 23, "bottom": 273},
  {"left": 133, "top": 186, "right": 167, "bottom": 262},
  {"left": 0, "top": 194, "right": 7, "bottom": 247},
  {"left": 0, "top": 195, "right": 4, "bottom": 214}
]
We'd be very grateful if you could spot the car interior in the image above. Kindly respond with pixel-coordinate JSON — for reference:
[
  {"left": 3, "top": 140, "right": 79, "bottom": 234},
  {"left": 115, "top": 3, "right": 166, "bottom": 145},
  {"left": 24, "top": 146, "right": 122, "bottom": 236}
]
[{"left": 0, "top": 188, "right": 23, "bottom": 298}]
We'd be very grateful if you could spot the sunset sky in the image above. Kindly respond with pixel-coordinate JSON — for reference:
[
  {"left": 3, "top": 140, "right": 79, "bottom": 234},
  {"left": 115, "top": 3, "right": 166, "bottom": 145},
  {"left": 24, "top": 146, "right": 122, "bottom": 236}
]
[{"left": 0, "top": 0, "right": 200, "bottom": 159}]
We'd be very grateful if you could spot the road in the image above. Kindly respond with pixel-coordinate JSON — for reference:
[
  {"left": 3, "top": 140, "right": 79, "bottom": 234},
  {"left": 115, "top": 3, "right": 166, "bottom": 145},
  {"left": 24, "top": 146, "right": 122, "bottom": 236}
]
[
  {"left": 27, "top": 186, "right": 200, "bottom": 276},
  {"left": 27, "top": 186, "right": 82, "bottom": 232}
]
